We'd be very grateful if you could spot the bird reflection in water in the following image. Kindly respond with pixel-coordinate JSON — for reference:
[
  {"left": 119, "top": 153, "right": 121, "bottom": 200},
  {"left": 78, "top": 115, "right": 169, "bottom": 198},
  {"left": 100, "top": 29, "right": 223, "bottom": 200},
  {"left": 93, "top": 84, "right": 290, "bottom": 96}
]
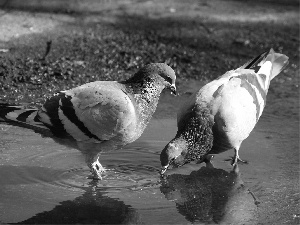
[
  {"left": 16, "top": 180, "right": 142, "bottom": 224},
  {"left": 160, "top": 164, "right": 259, "bottom": 224}
]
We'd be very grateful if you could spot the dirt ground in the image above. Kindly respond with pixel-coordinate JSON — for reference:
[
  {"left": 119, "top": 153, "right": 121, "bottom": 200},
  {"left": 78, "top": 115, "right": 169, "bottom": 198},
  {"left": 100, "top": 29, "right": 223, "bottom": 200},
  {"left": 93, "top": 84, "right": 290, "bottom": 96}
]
[
  {"left": 0, "top": 0, "right": 299, "bottom": 224},
  {"left": 0, "top": 0, "right": 299, "bottom": 110}
]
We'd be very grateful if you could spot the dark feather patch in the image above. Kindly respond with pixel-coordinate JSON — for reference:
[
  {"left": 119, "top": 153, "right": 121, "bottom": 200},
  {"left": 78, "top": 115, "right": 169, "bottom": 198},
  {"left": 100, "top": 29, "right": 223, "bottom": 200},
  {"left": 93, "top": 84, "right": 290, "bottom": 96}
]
[
  {"left": 243, "top": 51, "right": 268, "bottom": 72},
  {"left": 0, "top": 105, "right": 22, "bottom": 119},
  {"left": 34, "top": 114, "right": 41, "bottom": 122},
  {"left": 212, "top": 84, "right": 224, "bottom": 98},
  {"left": 42, "top": 92, "right": 67, "bottom": 135},
  {"left": 16, "top": 110, "right": 37, "bottom": 122},
  {"left": 174, "top": 107, "right": 214, "bottom": 166},
  {"left": 60, "top": 94, "right": 102, "bottom": 141}
]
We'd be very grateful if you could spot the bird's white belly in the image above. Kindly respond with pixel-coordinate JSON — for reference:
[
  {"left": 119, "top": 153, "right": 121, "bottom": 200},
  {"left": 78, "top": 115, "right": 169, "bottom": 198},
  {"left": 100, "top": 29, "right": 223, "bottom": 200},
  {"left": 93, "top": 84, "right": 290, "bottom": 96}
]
[{"left": 213, "top": 86, "right": 258, "bottom": 149}]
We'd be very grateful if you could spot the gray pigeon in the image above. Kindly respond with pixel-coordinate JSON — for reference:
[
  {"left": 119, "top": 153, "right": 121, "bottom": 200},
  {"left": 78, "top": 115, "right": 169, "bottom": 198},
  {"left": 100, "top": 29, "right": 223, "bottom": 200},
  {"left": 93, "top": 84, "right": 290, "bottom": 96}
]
[
  {"left": 0, "top": 63, "right": 176, "bottom": 179},
  {"left": 160, "top": 49, "right": 289, "bottom": 174}
]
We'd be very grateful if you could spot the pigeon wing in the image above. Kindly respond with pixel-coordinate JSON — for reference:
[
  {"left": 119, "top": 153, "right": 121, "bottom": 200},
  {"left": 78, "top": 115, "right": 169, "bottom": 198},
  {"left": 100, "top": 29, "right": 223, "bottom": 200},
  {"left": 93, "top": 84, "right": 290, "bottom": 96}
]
[
  {"left": 39, "top": 81, "right": 138, "bottom": 143},
  {"left": 66, "top": 81, "right": 138, "bottom": 142},
  {"left": 209, "top": 73, "right": 265, "bottom": 149}
]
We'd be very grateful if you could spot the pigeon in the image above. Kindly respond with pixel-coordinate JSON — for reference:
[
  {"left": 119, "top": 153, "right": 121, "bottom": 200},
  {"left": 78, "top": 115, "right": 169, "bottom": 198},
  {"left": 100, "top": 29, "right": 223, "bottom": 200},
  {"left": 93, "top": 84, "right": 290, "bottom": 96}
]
[
  {"left": 160, "top": 49, "right": 289, "bottom": 174},
  {"left": 0, "top": 63, "right": 176, "bottom": 179}
]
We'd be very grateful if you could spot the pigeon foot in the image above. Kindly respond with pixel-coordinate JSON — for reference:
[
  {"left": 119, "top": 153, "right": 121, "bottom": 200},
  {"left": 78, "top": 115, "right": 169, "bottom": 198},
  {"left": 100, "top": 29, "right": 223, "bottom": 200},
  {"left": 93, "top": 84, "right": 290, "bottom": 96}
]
[
  {"left": 229, "top": 155, "right": 248, "bottom": 166},
  {"left": 89, "top": 159, "right": 106, "bottom": 180}
]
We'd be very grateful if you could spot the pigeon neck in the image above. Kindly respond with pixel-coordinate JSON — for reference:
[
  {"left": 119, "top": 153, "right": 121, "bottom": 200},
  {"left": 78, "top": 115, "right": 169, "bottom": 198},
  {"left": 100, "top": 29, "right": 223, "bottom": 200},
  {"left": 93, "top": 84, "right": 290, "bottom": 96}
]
[
  {"left": 126, "top": 73, "right": 166, "bottom": 98},
  {"left": 128, "top": 75, "right": 165, "bottom": 130},
  {"left": 175, "top": 107, "right": 214, "bottom": 164}
]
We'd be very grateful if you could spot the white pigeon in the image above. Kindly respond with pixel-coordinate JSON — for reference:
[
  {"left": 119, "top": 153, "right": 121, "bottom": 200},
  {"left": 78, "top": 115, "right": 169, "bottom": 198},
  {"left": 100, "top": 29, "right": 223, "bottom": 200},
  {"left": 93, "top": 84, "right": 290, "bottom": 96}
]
[
  {"left": 160, "top": 49, "right": 289, "bottom": 174},
  {"left": 0, "top": 63, "right": 176, "bottom": 179}
]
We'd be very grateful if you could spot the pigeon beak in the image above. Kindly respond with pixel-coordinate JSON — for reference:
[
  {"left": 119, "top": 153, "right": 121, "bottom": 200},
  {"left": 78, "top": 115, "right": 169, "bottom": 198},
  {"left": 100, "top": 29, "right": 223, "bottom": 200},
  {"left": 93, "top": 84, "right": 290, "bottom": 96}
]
[
  {"left": 170, "top": 84, "right": 177, "bottom": 96},
  {"left": 160, "top": 165, "right": 169, "bottom": 176}
]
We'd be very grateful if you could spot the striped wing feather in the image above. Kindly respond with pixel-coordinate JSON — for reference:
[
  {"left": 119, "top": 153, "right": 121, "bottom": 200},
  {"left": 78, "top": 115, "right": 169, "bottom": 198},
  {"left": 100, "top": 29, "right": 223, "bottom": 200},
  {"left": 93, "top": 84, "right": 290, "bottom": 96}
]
[{"left": 39, "top": 81, "right": 138, "bottom": 143}]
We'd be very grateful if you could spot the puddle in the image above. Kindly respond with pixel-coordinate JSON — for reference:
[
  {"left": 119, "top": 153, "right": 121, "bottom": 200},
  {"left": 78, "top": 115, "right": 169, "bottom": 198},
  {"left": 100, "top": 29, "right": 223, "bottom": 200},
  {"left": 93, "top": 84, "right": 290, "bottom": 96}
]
[{"left": 0, "top": 80, "right": 299, "bottom": 224}]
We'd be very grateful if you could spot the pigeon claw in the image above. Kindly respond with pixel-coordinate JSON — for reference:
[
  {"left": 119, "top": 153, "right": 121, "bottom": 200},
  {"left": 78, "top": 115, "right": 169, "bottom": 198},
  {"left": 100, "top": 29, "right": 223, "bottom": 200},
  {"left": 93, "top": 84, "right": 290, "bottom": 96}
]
[
  {"left": 90, "top": 160, "right": 106, "bottom": 180},
  {"left": 160, "top": 165, "right": 169, "bottom": 176},
  {"left": 170, "top": 84, "right": 177, "bottom": 96},
  {"left": 229, "top": 156, "right": 248, "bottom": 166}
]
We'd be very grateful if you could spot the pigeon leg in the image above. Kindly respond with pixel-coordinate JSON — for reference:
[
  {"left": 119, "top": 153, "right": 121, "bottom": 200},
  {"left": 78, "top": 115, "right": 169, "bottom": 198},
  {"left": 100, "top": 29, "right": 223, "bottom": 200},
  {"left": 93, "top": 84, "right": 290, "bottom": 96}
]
[
  {"left": 90, "top": 157, "right": 106, "bottom": 180},
  {"left": 203, "top": 155, "right": 215, "bottom": 168},
  {"left": 85, "top": 153, "right": 106, "bottom": 180},
  {"left": 196, "top": 155, "right": 214, "bottom": 168},
  {"left": 231, "top": 148, "right": 248, "bottom": 166}
]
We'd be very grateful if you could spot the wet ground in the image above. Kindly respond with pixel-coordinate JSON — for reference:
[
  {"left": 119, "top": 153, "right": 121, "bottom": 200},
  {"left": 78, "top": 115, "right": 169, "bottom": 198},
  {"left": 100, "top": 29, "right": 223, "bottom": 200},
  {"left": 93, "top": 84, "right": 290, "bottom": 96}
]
[
  {"left": 0, "top": 83, "right": 299, "bottom": 224},
  {"left": 0, "top": 0, "right": 299, "bottom": 224}
]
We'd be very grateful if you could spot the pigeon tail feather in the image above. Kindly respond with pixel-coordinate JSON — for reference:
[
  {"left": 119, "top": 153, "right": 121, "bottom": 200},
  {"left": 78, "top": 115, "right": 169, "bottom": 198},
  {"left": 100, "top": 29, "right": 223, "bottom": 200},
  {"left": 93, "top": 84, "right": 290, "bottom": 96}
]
[
  {"left": 0, "top": 103, "right": 48, "bottom": 130},
  {"left": 241, "top": 48, "right": 289, "bottom": 81},
  {"left": 241, "top": 50, "right": 269, "bottom": 70},
  {"left": 264, "top": 49, "right": 289, "bottom": 80}
]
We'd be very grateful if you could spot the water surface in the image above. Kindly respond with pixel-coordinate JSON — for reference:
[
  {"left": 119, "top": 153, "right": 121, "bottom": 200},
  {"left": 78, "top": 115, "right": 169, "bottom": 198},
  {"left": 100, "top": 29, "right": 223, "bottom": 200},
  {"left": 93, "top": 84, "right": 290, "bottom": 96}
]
[{"left": 0, "top": 80, "right": 299, "bottom": 224}]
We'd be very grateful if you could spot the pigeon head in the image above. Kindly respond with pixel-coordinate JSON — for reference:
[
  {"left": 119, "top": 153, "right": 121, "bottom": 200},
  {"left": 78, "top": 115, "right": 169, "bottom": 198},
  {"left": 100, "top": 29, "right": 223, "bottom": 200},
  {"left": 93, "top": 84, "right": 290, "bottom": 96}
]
[
  {"left": 128, "top": 63, "right": 177, "bottom": 95},
  {"left": 143, "top": 63, "right": 176, "bottom": 95},
  {"left": 160, "top": 138, "right": 188, "bottom": 175},
  {"left": 160, "top": 108, "right": 214, "bottom": 175},
  {"left": 152, "top": 63, "right": 177, "bottom": 95}
]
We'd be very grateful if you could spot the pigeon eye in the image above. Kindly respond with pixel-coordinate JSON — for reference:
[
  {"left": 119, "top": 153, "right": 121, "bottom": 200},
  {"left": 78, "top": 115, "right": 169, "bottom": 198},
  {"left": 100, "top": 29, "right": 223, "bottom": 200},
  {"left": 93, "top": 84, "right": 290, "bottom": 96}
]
[{"left": 164, "top": 76, "right": 172, "bottom": 84}]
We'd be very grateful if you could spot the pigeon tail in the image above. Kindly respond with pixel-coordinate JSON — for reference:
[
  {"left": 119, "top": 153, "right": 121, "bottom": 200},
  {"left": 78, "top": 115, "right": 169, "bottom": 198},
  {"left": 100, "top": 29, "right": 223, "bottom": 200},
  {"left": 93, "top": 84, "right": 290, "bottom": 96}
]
[
  {"left": 241, "top": 50, "right": 269, "bottom": 70},
  {"left": 0, "top": 103, "right": 48, "bottom": 130},
  {"left": 241, "top": 48, "right": 289, "bottom": 81},
  {"left": 263, "top": 48, "right": 289, "bottom": 81}
]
